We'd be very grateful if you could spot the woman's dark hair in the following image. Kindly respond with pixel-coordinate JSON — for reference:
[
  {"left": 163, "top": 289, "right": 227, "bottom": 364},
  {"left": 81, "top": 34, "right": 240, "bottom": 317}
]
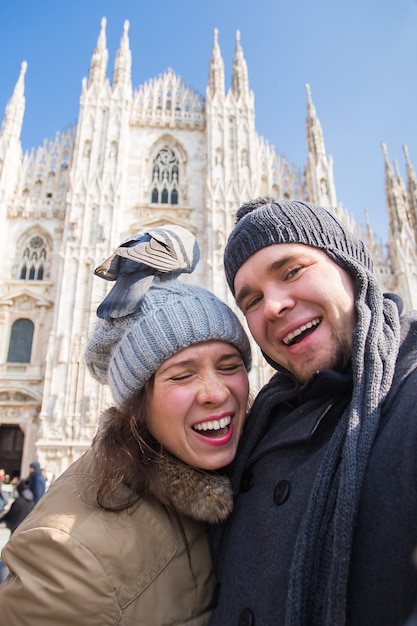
[
  {"left": 92, "top": 377, "right": 194, "bottom": 565},
  {"left": 93, "top": 376, "right": 171, "bottom": 513}
]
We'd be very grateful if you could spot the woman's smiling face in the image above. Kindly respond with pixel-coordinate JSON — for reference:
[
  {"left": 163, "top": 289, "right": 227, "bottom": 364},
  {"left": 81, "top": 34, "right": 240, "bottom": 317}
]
[
  {"left": 234, "top": 243, "right": 357, "bottom": 383},
  {"left": 148, "top": 340, "right": 249, "bottom": 470}
]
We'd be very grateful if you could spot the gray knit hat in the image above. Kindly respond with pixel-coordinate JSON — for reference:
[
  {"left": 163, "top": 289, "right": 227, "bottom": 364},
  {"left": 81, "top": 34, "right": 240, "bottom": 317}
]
[
  {"left": 224, "top": 199, "right": 374, "bottom": 294},
  {"left": 85, "top": 279, "right": 252, "bottom": 407}
]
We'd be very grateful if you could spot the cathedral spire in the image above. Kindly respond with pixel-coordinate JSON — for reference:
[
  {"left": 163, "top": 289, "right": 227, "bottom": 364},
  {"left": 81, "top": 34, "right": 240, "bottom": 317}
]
[
  {"left": 305, "top": 83, "right": 326, "bottom": 160},
  {"left": 88, "top": 17, "right": 108, "bottom": 87},
  {"left": 208, "top": 28, "right": 225, "bottom": 97},
  {"left": 112, "top": 19, "right": 132, "bottom": 90},
  {"left": 403, "top": 144, "right": 417, "bottom": 234},
  {"left": 304, "top": 84, "right": 336, "bottom": 208},
  {"left": 382, "top": 142, "right": 409, "bottom": 229},
  {"left": 1, "top": 60, "right": 27, "bottom": 140},
  {"left": 231, "top": 30, "right": 249, "bottom": 99}
]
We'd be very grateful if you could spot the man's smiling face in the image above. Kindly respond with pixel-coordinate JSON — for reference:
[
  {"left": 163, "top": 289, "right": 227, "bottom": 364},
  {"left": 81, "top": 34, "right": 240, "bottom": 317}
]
[{"left": 234, "top": 242, "right": 357, "bottom": 383}]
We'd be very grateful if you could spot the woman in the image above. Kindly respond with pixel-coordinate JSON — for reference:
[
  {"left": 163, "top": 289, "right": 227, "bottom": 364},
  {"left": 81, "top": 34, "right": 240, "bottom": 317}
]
[{"left": 0, "top": 226, "right": 251, "bottom": 625}]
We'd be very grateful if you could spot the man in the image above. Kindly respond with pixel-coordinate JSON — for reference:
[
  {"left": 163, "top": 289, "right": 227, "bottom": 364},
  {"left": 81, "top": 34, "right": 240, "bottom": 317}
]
[{"left": 209, "top": 198, "right": 417, "bottom": 626}]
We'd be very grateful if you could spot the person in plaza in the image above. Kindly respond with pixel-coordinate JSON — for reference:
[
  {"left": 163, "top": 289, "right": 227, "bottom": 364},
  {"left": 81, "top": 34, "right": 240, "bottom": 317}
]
[
  {"left": 0, "top": 224, "right": 251, "bottom": 626},
  {"left": 209, "top": 197, "right": 417, "bottom": 626},
  {"left": 0, "top": 480, "right": 34, "bottom": 534},
  {"left": 27, "top": 461, "right": 46, "bottom": 504},
  {"left": 0, "top": 470, "right": 10, "bottom": 512}
]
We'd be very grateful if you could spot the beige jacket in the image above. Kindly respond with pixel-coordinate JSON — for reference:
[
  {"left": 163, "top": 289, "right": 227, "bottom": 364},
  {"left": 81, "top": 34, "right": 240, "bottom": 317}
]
[{"left": 0, "top": 447, "right": 233, "bottom": 625}]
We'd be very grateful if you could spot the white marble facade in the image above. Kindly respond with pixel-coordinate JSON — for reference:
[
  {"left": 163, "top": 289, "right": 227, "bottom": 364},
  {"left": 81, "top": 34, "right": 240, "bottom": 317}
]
[{"left": 0, "top": 18, "right": 416, "bottom": 478}]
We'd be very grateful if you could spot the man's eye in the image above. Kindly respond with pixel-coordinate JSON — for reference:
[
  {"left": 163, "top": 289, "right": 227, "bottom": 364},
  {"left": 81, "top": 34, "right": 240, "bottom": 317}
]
[
  {"left": 285, "top": 266, "right": 302, "bottom": 280},
  {"left": 245, "top": 295, "right": 262, "bottom": 312}
]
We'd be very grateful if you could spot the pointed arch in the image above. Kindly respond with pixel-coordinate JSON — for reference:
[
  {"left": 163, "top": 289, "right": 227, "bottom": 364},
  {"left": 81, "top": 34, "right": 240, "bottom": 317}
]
[
  {"left": 7, "top": 319, "right": 34, "bottom": 363},
  {"left": 16, "top": 228, "right": 52, "bottom": 281},
  {"left": 148, "top": 137, "right": 187, "bottom": 205}
]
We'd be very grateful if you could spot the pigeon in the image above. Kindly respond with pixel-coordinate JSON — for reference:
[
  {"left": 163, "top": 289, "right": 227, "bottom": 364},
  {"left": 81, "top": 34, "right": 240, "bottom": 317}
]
[{"left": 94, "top": 224, "right": 200, "bottom": 319}]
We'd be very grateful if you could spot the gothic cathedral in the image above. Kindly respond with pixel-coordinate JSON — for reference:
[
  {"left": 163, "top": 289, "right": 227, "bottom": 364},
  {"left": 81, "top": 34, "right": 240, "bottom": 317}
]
[{"left": 0, "top": 18, "right": 416, "bottom": 479}]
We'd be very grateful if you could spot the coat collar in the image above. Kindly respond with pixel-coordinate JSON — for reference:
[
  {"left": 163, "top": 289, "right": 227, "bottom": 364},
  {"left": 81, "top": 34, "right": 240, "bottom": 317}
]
[{"left": 153, "top": 452, "right": 233, "bottom": 524}]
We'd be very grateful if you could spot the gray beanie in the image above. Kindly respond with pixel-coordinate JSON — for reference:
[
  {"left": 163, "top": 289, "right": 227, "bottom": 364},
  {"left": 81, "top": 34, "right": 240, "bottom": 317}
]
[
  {"left": 224, "top": 200, "right": 374, "bottom": 294},
  {"left": 85, "top": 279, "right": 252, "bottom": 407}
]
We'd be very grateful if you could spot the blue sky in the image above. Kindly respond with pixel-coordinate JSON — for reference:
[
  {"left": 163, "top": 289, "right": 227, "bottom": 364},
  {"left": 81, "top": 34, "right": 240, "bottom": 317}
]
[{"left": 1, "top": 0, "right": 416, "bottom": 242}]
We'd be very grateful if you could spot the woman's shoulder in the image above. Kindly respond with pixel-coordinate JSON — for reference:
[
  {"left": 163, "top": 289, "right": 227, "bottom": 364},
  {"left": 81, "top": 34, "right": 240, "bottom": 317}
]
[{"left": 2, "top": 455, "right": 184, "bottom": 615}]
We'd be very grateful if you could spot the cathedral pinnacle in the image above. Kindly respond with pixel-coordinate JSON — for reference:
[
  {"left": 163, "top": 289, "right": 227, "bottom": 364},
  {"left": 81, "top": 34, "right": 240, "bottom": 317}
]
[
  {"left": 403, "top": 144, "right": 417, "bottom": 231},
  {"left": 231, "top": 29, "right": 249, "bottom": 99},
  {"left": 1, "top": 60, "right": 27, "bottom": 139},
  {"left": 88, "top": 16, "right": 108, "bottom": 87},
  {"left": 208, "top": 27, "right": 225, "bottom": 97},
  {"left": 382, "top": 142, "right": 410, "bottom": 232},
  {"left": 113, "top": 19, "right": 132, "bottom": 89},
  {"left": 305, "top": 83, "right": 326, "bottom": 160}
]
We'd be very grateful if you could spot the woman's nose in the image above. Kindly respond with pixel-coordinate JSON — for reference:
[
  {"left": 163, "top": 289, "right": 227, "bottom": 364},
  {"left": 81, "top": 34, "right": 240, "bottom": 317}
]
[{"left": 197, "top": 375, "right": 229, "bottom": 404}]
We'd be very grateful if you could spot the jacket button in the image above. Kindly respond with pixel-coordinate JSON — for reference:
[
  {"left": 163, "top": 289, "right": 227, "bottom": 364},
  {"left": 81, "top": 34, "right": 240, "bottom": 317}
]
[
  {"left": 240, "top": 470, "right": 253, "bottom": 492},
  {"left": 273, "top": 479, "right": 290, "bottom": 505},
  {"left": 238, "top": 607, "right": 254, "bottom": 625}
]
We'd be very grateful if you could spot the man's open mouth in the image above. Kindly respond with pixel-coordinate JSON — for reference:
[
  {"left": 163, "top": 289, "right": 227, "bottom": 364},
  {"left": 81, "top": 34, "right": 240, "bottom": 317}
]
[{"left": 283, "top": 318, "right": 321, "bottom": 346}]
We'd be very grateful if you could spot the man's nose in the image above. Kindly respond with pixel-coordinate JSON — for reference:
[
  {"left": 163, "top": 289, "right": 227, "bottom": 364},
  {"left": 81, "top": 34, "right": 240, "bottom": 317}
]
[{"left": 263, "top": 290, "right": 293, "bottom": 320}]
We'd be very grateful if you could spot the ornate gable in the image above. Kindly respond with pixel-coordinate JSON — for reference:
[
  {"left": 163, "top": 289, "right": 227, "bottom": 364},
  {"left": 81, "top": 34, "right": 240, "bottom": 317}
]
[{"left": 131, "top": 68, "right": 205, "bottom": 130}]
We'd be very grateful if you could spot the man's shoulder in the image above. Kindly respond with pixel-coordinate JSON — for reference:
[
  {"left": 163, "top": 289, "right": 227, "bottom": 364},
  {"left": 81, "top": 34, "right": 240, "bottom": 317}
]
[
  {"left": 398, "top": 312, "right": 417, "bottom": 364},
  {"left": 383, "top": 313, "right": 417, "bottom": 410}
]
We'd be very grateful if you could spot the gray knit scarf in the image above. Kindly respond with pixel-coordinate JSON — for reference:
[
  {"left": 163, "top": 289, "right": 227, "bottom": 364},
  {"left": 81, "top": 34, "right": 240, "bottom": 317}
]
[{"left": 285, "top": 264, "right": 401, "bottom": 626}]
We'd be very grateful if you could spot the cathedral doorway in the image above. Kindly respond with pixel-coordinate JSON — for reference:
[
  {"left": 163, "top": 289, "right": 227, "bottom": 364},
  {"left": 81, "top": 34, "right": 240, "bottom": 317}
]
[{"left": 0, "top": 425, "right": 24, "bottom": 479}]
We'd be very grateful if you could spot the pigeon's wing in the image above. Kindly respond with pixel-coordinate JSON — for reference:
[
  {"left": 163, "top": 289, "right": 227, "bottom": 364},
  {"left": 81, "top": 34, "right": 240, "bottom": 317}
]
[
  {"left": 96, "top": 271, "right": 154, "bottom": 319},
  {"left": 116, "top": 224, "right": 199, "bottom": 274},
  {"left": 94, "top": 252, "right": 121, "bottom": 281}
]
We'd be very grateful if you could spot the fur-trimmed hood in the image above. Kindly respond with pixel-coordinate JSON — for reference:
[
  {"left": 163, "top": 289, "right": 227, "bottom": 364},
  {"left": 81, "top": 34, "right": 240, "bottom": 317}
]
[{"left": 155, "top": 451, "right": 233, "bottom": 524}]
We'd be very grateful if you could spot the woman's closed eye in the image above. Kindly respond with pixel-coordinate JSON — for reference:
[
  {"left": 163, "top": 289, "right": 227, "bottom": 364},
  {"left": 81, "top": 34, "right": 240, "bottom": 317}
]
[
  {"left": 170, "top": 371, "right": 194, "bottom": 381},
  {"left": 218, "top": 359, "right": 245, "bottom": 373}
]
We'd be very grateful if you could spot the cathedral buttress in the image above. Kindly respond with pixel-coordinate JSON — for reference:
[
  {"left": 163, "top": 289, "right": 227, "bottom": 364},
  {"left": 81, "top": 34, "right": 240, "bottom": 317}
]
[
  {"left": 38, "top": 17, "right": 117, "bottom": 449},
  {"left": 382, "top": 142, "right": 410, "bottom": 233},
  {"left": 205, "top": 29, "right": 256, "bottom": 299},
  {"left": 382, "top": 142, "right": 417, "bottom": 309},
  {"left": 0, "top": 61, "right": 26, "bottom": 259},
  {"left": 403, "top": 144, "right": 417, "bottom": 238}
]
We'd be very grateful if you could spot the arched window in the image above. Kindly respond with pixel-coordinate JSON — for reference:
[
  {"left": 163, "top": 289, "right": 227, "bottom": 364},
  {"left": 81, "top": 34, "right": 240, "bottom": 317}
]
[
  {"left": 7, "top": 319, "right": 34, "bottom": 363},
  {"left": 150, "top": 148, "right": 180, "bottom": 204},
  {"left": 18, "top": 236, "right": 47, "bottom": 280}
]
